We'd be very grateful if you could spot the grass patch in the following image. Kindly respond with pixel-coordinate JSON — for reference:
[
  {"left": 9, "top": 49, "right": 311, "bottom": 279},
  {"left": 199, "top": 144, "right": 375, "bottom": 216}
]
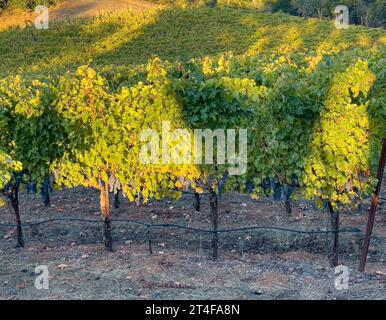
[{"left": 0, "top": 6, "right": 385, "bottom": 77}]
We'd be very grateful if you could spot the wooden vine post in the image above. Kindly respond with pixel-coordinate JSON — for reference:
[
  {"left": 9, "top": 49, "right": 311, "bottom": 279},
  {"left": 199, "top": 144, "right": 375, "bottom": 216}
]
[
  {"left": 327, "top": 202, "right": 340, "bottom": 267},
  {"left": 359, "top": 138, "right": 386, "bottom": 272},
  {"left": 285, "top": 200, "right": 292, "bottom": 215},
  {"left": 100, "top": 181, "right": 113, "bottom": 252},
  {"left": 209, "top": 187, "right": 219, "bottom": 259},
  {"left": 193, "top": 192, "right": 200, "bottom": 212},
  {"left": 114, "top": 191, "right": 120, "bottom": 209}
]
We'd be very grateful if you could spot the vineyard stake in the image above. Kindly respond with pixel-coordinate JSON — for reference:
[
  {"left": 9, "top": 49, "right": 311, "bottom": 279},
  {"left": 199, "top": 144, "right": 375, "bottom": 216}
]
[
  {"left": 285, "top": 199, "right": 292, "bottom": 215},
  {"left": 114, "top": 191, "right": 120, "bottom": 209},
  {"left": 327, "top": 202, "right": 339, "bottom": 267},
  {"left": 101, "top": 182, "right": 113, "bottom": 252},
  {"left": 209, "top": 188, "right": 219, "bottom": 259},
  {"left": 193, "top": 192, "right": 200, "bottom": 212},
  {"left": 359, "top": 138, "right": 386, "bottom": 272},
  {"left": 147, "top": 225, "right": 153, "bottom": 255}
]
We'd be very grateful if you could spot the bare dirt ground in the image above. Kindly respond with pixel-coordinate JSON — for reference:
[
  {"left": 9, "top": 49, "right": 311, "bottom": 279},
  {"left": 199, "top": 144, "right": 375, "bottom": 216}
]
[
  {"left": 0, "top": 0, "right": 159, "bottom": 30},
  {"left": 0, "top": 182, "right": 385, "bottom": 300}
]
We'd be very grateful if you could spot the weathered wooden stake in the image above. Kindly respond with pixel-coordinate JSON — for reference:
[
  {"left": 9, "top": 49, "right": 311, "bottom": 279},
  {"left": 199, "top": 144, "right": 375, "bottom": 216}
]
[
  {"left": 327, "top": 202, "right": 339, "bottom": 267},
  {"left": 285, "top": 199, "right": 292, "bottom": 215},
  {"left": 359, "top": 138, "right": 386, "bottom": 272},
  {"left": 114, "top": 191, "right": 120, "bottom": 209},
  {"left": 209, "top": 188, "right": 218, "bottom": 259},
  {"left": 193, "top": 192, "right": 200, "bottom": 212},
  {"left": 100, "top": 182, "right": 113, "bottom": 252},
  {"left": 147, "top": 226, "right": 153, "bottom": 255}
]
